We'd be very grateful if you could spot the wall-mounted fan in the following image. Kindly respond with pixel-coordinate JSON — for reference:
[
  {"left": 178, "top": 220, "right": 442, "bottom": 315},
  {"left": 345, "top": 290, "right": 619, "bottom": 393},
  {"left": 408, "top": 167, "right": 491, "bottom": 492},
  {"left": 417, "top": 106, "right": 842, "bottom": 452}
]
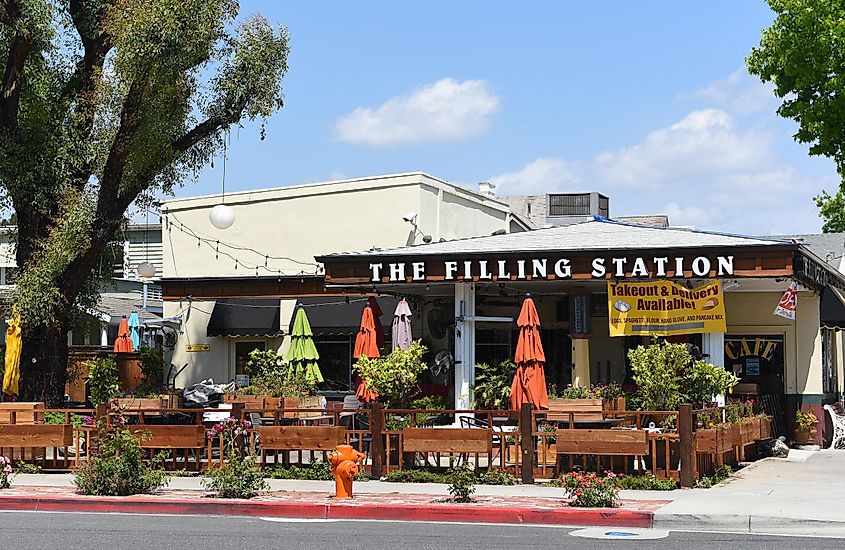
[
  {"left": 426, "top": 305, "right": 450, "bottom": 341},
  {"left": 430, "top": 350, "right": 454, "bottom": 384}
]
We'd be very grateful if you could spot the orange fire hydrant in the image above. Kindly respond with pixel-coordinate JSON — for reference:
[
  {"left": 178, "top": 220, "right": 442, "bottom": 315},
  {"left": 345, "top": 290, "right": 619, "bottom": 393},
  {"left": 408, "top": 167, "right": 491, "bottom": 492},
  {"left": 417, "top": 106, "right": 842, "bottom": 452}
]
[{"left": 328, "top": 444, "right": 366, "bottom": 499}]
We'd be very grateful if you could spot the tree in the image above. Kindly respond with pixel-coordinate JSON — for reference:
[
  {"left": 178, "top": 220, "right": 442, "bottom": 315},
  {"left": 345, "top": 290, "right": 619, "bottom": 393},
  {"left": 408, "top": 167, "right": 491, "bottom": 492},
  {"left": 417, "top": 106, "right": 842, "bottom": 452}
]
[
  {"left": 0, "top": 0, "right": 289, "bottom": 404},
  {"left": 747, "top": 0, "right": 845, "bottom": 232}
]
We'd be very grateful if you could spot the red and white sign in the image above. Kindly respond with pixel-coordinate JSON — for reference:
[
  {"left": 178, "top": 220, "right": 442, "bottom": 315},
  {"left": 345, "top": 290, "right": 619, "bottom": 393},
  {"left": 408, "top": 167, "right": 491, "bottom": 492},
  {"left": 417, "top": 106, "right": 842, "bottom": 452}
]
[{"left": 774, "top": 282, "right": 799, "bottom": 320}]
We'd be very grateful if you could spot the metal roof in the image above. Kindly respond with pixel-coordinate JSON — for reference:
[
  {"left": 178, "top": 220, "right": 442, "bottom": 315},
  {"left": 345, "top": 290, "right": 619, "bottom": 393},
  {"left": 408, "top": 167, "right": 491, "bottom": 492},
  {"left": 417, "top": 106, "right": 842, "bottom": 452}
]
[{"left": 320, "top": 218, "right": 791, "bottom": 259}]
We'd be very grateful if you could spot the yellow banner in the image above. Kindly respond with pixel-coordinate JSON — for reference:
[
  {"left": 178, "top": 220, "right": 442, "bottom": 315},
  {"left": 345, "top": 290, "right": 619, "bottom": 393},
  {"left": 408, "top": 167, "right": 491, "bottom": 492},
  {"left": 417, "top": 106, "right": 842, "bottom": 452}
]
[{"left": 607, "top": 280, "right": 726, "bottom": 337}]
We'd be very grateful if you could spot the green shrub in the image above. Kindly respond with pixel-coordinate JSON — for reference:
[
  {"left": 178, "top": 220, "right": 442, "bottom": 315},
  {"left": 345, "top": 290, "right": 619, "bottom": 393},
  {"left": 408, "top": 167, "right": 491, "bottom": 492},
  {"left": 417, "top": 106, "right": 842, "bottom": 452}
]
[
  {"left": 613, "top": 473, "right": 677, "bottom": 491},
  {"left": 204, "top": 455, "right": 268, "bottom": 499},
  {"left": 447, "top": 465, "right": 476, "bottom": 502},
  {"left": 44, "top": 412, "right": 83, "bottom": 428},
  {"left": 262, "top": 461, "right": 367, "bottom": 482},
  {"left": 561, "top": 471, "right": 619, "bottom": 508},
  {"left": 137, "top": 347, "right": 164, "bottom": 394},
  {"left": 13, "top": 462, "right": 42, "bottom": 474},
  {"left": 87, "top": 356, "right": 120, "bottom": 406},
  {"left": 476, "top": 470, "right": 519, "bottom": 486},
  {"left": 74, "top": 417, "right": 169, "bottom": 496},
  {"left": 696, "top": 465, "right": 733, "bottom": 488}
]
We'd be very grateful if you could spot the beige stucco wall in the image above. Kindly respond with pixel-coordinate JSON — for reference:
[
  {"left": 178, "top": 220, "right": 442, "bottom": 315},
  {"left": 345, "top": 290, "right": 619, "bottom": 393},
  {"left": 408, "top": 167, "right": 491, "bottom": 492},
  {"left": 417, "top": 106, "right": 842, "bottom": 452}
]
[
  {"left": 165, "top": 298, "right": 286, "bottom": 387},
  {"left": 724, "top": 291, "right": 823, "bottom": 395},
  {"left": 161, "top": 173, "right": 511, "bottom": 279},
  {"left": 162, "top": 173, "right": 514, "bottom": 385}
]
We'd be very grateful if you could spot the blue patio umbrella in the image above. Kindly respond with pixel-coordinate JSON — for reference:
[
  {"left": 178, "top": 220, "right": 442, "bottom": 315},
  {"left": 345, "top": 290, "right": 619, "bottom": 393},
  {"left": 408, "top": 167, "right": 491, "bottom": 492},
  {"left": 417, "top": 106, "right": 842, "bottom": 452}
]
[{"left": 127, "top": 311, "right": 141, "bottom": 350}]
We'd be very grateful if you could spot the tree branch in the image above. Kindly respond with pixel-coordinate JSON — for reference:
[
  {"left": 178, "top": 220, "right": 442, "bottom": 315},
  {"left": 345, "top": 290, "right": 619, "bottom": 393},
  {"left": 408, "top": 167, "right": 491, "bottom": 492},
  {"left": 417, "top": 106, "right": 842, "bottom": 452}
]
[
  {"left": 0, "top": 0, "right": 32, "bottom": 132},
  {"left": 97, "top": 79, "right": 145, "bottom": 216}
]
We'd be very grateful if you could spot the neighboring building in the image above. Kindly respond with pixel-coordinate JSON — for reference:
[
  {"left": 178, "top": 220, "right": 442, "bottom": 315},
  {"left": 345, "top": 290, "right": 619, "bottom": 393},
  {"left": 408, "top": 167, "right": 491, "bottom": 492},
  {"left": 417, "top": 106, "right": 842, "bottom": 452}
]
[
  {"left": 319, "top": 217, "right": 845, "bottom": 446},
  {"left": 160, "top": 172, "right": 528, "bottom": 388},
  {"left": 496, "top": 189, "right": 669, "bottom": 228},
  {"left": 0, "top": 223, "right": 163, "bottom": 348}
]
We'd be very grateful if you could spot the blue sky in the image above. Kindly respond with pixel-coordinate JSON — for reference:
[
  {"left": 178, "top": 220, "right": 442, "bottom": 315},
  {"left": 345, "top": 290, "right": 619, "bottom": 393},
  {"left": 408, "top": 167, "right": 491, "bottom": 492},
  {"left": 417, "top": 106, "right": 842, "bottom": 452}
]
[{"left": 178, "top": 1, "right": 839, "bottom": 235}]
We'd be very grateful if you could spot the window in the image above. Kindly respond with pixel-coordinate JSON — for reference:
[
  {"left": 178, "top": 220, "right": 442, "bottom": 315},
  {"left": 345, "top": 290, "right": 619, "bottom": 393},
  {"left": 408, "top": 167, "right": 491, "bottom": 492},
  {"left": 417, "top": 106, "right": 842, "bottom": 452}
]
[
  {"left": 314, "top": 336, "right": 354, "bottom": 391},
  {"left": 476, "top": 327, "right": 514, "bottom": 366},
  {"left": 234, "top": 341, "right": 266, "bottom": 376},
  {"left": 822, "top": 329, "right": 837, "bottom": 394}
]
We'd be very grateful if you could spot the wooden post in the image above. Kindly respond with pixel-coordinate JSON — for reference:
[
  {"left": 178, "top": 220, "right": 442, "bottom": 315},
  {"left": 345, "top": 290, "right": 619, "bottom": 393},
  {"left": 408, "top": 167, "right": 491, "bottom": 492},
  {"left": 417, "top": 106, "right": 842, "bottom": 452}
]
[
  {"left": 679, "top": 403, "right": 694, "bottom": 488},
  {"left": 520, "top": 403, "right": 534, "bottom": 484},
  {"left": 231, "top": 403, "right": 245, "bottom": 457},
  {"left": 370, "top": 402, "right": 384, "bottom": 479}
]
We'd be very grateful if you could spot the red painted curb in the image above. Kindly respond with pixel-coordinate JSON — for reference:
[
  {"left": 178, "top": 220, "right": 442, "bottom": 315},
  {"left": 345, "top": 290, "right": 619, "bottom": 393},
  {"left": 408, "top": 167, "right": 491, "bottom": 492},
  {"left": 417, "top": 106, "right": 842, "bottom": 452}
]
[{"left": 0, "top": 494, "right": 652, "bottom": 527}]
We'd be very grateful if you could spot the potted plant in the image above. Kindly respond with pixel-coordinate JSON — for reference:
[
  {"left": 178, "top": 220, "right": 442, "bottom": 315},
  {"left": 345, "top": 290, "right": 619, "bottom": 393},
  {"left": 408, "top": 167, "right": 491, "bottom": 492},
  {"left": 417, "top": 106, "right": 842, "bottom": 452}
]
[
  {"left": 794, "top": 409, "right": 818, "bottom": 445},
  {"left": 472, "top": 360, "right": 517, "bottom": 410}
]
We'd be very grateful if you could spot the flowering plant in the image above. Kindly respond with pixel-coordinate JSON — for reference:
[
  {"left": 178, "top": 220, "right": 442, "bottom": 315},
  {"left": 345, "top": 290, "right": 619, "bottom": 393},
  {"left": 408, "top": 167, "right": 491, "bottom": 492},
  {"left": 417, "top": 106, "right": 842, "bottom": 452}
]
[
  {"left": 0, "top": 456, "right": 12, "bottom": 489},
  {"left": 82, "top": 416, "right": 95, "bottom": 426},
  {"left": 561, "top": 471, "right": 619, "bottom": 508},
  {"left": 207, "top": 417, "right": 252, "bottom": 454}
]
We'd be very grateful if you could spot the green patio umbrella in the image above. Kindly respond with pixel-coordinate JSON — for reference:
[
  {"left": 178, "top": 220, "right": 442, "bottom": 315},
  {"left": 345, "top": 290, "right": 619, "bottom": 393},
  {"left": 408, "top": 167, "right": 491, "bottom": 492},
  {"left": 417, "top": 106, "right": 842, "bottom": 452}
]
[{"left": 286, "top": 306, "right": 323, "bottom": 384}]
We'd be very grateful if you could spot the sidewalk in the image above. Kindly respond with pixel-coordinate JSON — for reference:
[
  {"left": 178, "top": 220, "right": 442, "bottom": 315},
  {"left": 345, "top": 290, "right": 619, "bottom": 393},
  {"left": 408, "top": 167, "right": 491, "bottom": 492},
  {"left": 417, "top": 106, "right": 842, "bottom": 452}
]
[{"left": 3, "top": 449, "right": 845, "bottom": 534}]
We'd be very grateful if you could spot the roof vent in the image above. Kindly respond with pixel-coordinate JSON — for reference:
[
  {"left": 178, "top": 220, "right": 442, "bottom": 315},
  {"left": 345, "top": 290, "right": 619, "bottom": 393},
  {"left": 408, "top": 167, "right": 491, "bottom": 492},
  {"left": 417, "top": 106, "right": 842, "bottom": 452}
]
[
  {"left": 546, "top": 192, "right": 609, "bottom": 225},
  {"left": 478, "top": 181, "right": 497, "bottom": 197}
]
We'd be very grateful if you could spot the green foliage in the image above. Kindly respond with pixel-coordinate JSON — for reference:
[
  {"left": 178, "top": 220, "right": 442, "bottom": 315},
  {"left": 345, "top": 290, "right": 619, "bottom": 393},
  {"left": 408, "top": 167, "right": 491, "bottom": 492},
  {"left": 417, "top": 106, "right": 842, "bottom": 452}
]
[
  {"left": 747, "top": 1, "right": 845, "bottom": 231},
  {"left": 261, "top": 460, "right": 368, "bottom": 482},
  {"left": 13, "top": 462, "right": 42, "bottom": 474},
  {"left": 74, "top": 418, "right": 169, "bottom": 496},
  {"left": 137, "top": 347, "right": 163, "bottom": 394},
  {"left": 243, "top": 349, "right": 316, "bottom": 398},
  {"left": 355, "top": 340, "right": 428, "bottom": 408},
  {"left": 612, "top": 473, "right": 677, "bottom": 491},
  {"left": 472, "top": 359, "right": 517, "bottom": 410},
  {"left": 244, "top": 349, "right": 284, "bottom": 376},
  {"left": 549, "top": 384, "right": 624, "bottom": 399},
  {"left": 476, "top": 470, "right": 519, "bottom": 486},
  {"left": 628, "top": 340, "right": 738, "bottom": 410},
  {"left": 0, "top": 1, "right": 290, "bottom": 404},
  {"left": 796, "top": 409, "right": 819, "bottom": 431},
  {"left": 44, "top": 412, "right": 83, "bottom": 428},
  {"left": 447, "top": 464, "right": 476, "bottom": 502},
  {"left": 87, "top": 356, "right": 120, "bottom": 406},
  {"left": 561, "top": 471, "right": 620, "bottom": 508},
  {"left": 203, "top": 454, "right": 268, "bottom": 499},
  {"left": 696, "top": 465, "right": 733, "bottom": 489}
]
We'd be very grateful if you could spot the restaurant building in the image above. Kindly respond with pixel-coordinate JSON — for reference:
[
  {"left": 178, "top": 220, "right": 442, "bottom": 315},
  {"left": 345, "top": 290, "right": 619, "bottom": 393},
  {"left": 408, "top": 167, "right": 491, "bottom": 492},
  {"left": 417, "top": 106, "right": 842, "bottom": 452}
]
[{"left": 318, "top": 217, "right": 845, "bottom": 445}]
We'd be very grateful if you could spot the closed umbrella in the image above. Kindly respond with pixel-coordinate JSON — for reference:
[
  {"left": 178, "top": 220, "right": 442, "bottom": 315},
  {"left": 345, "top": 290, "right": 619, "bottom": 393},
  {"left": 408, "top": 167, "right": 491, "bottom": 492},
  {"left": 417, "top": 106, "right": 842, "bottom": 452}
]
[
  {"left": 391, "top": 299, "right": 413, "bottom": 351},
  {"left": 2, "top": 314, "right": 21, "bottom": 397},
  {"left": 367, "top": 296, "right": 385, "bottom": 349},
  {"left": 286, "top": 306, "right": 323, "bottom": 384},
  {"left": 353, "top": 305, "right": 379, "bottom": 403},
  {"left": 127, "top": 311, "right": 141, "bottom": 351},
  {"left": 510, "top": 297, "right": 549, "bottom": 410},
  {"left": 114, "top": 317, "right": 134, "bottom": 353}
]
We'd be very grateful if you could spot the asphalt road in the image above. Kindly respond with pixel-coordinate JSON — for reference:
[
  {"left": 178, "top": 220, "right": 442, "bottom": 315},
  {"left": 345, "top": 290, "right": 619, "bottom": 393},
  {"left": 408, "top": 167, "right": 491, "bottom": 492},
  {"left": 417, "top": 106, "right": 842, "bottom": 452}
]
[{"left": 0, "top": 512, "right": 842, "bottom": 550}]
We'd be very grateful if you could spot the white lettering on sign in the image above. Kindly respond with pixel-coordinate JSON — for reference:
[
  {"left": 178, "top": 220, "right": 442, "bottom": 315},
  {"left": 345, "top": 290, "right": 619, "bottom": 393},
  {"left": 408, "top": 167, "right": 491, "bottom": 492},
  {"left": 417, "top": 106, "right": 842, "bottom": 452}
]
[
  {"left": 412, "top": 262, "right": 425, "bottom": 281},
  {"left": 367, "top": 255, "right": 738, "bottom": 282}
]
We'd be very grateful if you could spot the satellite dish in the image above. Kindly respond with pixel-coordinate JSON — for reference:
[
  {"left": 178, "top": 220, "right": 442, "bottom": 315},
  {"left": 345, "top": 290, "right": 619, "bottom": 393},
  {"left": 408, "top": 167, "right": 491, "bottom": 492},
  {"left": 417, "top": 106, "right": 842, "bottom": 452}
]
[{"left": 426, "top": 306, "right": 449, "bottom": 340}]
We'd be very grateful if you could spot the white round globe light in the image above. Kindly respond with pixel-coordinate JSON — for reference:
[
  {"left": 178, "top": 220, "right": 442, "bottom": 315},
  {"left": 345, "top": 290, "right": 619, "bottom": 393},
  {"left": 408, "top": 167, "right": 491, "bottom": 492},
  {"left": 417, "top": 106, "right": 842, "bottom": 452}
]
[
  {"left": 137, "top": 261, "right": 156, "bottom": 278},
  {"left": 209, "top": 204, "right": 235, "bottom": 230}
]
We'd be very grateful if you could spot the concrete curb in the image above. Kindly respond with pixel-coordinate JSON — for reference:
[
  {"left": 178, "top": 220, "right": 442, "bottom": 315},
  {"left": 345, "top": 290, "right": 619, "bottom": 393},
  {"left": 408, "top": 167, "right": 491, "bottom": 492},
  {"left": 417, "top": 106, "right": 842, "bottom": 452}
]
[
  {"left": 654, "top": 513, "right": 845, "bottom": 536},
  {"left": 0, "top": 493, "right": 653, "bottom": 527}
]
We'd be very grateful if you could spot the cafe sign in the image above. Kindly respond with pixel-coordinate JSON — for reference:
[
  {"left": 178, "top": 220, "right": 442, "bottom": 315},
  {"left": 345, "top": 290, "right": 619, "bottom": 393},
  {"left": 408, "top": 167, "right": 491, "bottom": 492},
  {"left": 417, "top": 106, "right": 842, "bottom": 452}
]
[
  {"left": 367, "top": 254, "right": 735, "bottom": 283},
  {"left": 607, "top": 280, "right": 727, "bottom": 337}
]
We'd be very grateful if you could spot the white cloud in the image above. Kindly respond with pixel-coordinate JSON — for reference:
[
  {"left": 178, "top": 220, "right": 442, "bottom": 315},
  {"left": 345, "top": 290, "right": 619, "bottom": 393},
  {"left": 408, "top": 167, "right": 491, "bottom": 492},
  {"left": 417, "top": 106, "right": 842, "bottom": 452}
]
[
  {"left": 683, "top": 68, "right": 776, "bottom": 115},
  {"left": 489, "top": 157, "right": 580, "bottom": 195},
  {"left": 334, "top": 78, "right": 500, "bottom": 146},
  {"left": 490, "top": 101, "right": 834, "bottom": 234},
  {"left": 594, "top": 109, "right": 771, "bottom": 189}
]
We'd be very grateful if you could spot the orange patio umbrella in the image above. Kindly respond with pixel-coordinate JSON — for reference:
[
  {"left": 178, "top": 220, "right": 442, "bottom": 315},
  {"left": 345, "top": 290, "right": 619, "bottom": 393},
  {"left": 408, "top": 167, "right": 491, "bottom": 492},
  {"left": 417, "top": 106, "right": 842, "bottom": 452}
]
[
  {"left": 353, "top": 304, "right": 379, "bottom": 403},
  {"left": 367, "top": 296, "right": 385, "bottom": 349},
  {"left": 113, "top": 317, "right": 134, "bottom": 353},
  {"left": 510, "top": 296, "right": 549, "bottom": 410}
]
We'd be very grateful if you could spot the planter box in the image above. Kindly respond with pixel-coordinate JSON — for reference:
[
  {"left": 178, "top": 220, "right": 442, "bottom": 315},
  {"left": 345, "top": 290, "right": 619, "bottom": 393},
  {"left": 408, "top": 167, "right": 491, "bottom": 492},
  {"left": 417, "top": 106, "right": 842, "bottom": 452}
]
[
  {"left": 794, "top": 425, "right": 818, "bottom": 445},
  {"left": 506, "top": 443, "right": 519, "bottom": 465},
  {"left": 547, "top": 398, "right": 603, "bottom": 423},
  {"left": 113, "top": 397, "right": 164, "bottom": 414},
  {"left": 0, "top": 402, "right": 44, "bottom": 424},
  {"left": 740, "top": 420, "right": 754, "bottom": 445},
  {"left": 697, "top": 424, "right": 741, "bottom": 455},
  {"left": 602, "top": 397, "right": 626, "bottom": 415},
  {"left": 282, "top": 396, "right": 323, "bottom": 418},
  {"left": 537, "top": 440, "right": 556, "bottom": 465},
  {"left": 760, "top": 416, "right": 773, "bottom": 440}
]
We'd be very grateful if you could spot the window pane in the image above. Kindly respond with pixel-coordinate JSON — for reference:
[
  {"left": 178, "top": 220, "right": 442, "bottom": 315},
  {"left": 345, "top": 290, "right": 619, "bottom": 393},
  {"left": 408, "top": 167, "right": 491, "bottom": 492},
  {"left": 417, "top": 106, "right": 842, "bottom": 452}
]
[
  {"left": 315, "top": 337, "right": 352, "bottom": 391},
  {"left": 234, "top": 341, "right": 266, "bottom": 375}
]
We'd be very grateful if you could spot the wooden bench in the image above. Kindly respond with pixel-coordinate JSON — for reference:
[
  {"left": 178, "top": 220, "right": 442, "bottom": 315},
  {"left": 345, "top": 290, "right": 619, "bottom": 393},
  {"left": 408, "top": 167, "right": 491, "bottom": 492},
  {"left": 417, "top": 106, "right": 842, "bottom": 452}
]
[
  {"left": 0, "top": 402, "right": 44, "bottom": 424},
  {"left": 554, "top": 429, "right": 649, "bottom": 473},
  {"left": 546, "top": 399, "right": 603, "bottom": 425},
  {"left": 402, "top": 428, "right": 491, "bottom": 468},
  {"left": 257, "top": 425, "right": 345, "bottom": 466},
  {"left": 130, "top": 425, "right": 208, "bottom": 470}
]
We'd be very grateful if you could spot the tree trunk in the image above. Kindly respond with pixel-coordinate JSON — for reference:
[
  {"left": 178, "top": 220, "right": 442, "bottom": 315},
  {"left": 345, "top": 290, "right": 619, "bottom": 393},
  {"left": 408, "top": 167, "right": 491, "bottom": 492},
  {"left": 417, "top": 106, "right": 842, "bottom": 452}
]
[{"left": 18, "top": 312, "right": 71, "bottom": 406}]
